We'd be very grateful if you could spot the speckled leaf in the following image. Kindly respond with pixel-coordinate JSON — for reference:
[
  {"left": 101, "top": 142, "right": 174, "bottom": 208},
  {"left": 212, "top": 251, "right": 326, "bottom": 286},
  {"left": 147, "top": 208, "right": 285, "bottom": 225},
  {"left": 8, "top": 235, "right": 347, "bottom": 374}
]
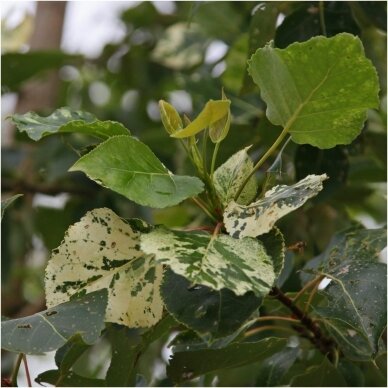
[
  {"left": 213, "top": 148, "right": 258, "bottom": 206},
  {"left": 141, "top": 227, "right": 276, "bottom": 297},
  {"left": 69, "top": 136, "right": 204, "bottom": 208},
  {"left": 171, "top": 100, "right": 231, "bottom": 138},
  {"left": 1, "top": 194, "right": 23, "bottom": 219},
  {"left": 1, "top": 289, "right": 107, "bottom": 355},
  {"left": 45, "top": 208, "right": 163, "bottom": 328},
  {"left": 224, "top": 174, "right": 327, "bottom": 238},
  {"left": 167, "top": 338, "right": 287, "bottom": 383},
  {"left": 161, "top": 268, "right": 262, "bottom": 340},
  {"left": 248, "top": 33, "right": 379, "bottom": 148},
  {"left": 10, "top": 107, "right": 129, "bottom": 141},
  {"left": 312, "top": 227, "right": 387, "bottom": 361}
]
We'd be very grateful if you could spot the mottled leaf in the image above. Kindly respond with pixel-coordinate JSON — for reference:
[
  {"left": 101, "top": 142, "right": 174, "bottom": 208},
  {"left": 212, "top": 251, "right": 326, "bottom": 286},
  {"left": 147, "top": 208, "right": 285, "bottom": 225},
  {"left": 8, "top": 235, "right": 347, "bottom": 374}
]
[
  {"left": 224, "top": 174, "right": 327, "bottom": 238},
  {"left": 171, "top": 100, "right": 231, "bottom": 138},
  {"left": 45, "top": 208, "right": 163, "bottom": 328},
  {"left": 1, "top": 194, "right": 23, "bottom": 220},
  {"left": 1, "top": 290, "right": 107, "bottom": 355},
  {"left": 161, "top": 268, "right": 262, "bottom": 340},
  {"left": 167, "top": 338, "right": 287, "bottom": 383},
  {"left": 141, "top": 227, "right": 277, "bottom": 297},
  {"left": 10, "top": 107, "right": 129, "bottom": 141},
  {"left": 213, "top": 147, "right": 258, "bottom": 206},
  {"left": 69, "top": 136, "right": 204, "bottom": 208},
  {"left": 248, "top": 33, "right": 379, "bottom": 148},
  {"left": 36, "top": 370, "right": 105, "bottom": 387}
]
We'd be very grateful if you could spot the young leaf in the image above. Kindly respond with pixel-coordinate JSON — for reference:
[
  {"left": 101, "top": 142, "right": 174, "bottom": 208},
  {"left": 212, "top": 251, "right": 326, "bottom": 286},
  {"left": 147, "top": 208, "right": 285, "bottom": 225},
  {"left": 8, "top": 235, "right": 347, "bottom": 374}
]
[
  {"left": 171, "top": 100, "right": 231, "bottom": 138},
  {"left": 45, "top": 208, "right": 163, "bottom": 328},
  {"left": 248, "top": 33, "right": 379, "bottom": 148},
  {"left": 213, "top": 147, "right": 258, "bottom": 206},
  {"left": 69, "top": 136, "right": 204, "bottom": 208},
  {"left": 167, "top": 337, "right": 287, "bottom": 383},
  {"left": 1, "top": 289, "right": 107, "bottom": 355},
  {"left": 161, "top": 268, "right": 263, "bottom": 340},
  {"left": 224, "top": 174, "right": 327, "bottom": 238},
  {"left": 159, "top": 100, "right": 183, "bottom": 135},
  {"left": 1, "top": 194, "right": 23, "bottom": 220},
  {"left": 10, "top": 107, "right": 130, "bottom": 141},
  {"left": 209, "top": 90, "right": 231, "bottom": 143},
  {"left": 141, "top": 227, "right": 279, "bottom": 297}
]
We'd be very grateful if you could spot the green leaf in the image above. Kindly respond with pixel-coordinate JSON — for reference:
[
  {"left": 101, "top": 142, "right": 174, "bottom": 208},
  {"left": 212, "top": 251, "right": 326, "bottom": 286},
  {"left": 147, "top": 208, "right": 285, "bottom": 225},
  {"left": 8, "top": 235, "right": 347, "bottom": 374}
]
[
  {"left": 224, "top": 174, "right": 327, "bottom": 238},
  {"left": 171, "top": 100, "right": 231, "bottom": 139},
  {"left": 248, "top": 33, "right": 379, "bottom": 148},
  {"left": 141, "top": 227, "right": 277, "bottom": 297},
  {"left": 161, "top": 268, "right": 262, "bottom": 340},
  {"left": 69, "top": 136, "right": 204, "bottom": 208},
  {"left": 290, "top": 357, "right": 347, "bottom": 387},
  {"left": 213, "top": 147, "right": 258, "bottom": 206},
  {"left": 1, "top": 289, "right": 107, "bottom": 354},
  {"left": 255, "top": 345, "right": 299, "bottom": 387},
  {"left": 167, "top": 337, "right": 287, "bottom": 383},
  {"left": 209, "top": 90, "right": 231, "bottom": 143},
  {"left": 45, "top": 208, "right": 163, "bottom": 328},
  {"left": 159, "top": 100, "right": 183, "bottom": 135},
  {"left": 10, "top": 107, "right": 130, "bottom": 141},
  {"left": 36, "top": 370, "right": 105, "bottom": 387},
  {"left": 1, "top": 194, "right": 23, "bottom": 220}
]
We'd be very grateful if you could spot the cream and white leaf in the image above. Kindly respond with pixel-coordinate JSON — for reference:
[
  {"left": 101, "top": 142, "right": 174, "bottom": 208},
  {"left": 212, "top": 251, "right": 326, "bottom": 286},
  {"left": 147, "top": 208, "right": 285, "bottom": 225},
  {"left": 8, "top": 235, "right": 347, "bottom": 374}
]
[
  {"left": 45, "top": 208, "right": 163, "bottom": 328},
  {"left": 224, "top": 174, "right": 328, "bottom": 238},
  {"left": 213, "top": 147, "right": 258, "bottom": 206},
  {"left": 141, "top": 227, "right": 276, "bottom": 297}
]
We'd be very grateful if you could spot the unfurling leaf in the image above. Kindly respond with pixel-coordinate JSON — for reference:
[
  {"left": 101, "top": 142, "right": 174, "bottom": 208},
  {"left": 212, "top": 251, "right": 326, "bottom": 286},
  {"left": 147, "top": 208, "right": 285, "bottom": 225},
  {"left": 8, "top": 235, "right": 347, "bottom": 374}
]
[
  {"left": 1, "top": 290, "right": 107, "bottom": 354},
  {"left": 248, "top": 33, "right": 379, "bottom": 148},
  {"left": 213, "top": 147, "right": 257, "bottom": 206},
  {"left": 141, "top": 227, "right": 284, "bottom": 298},
  {"left": 224, "top": 174, "right": 327, "bottom": 238},
  {"left": 10, "top": 107, "right": 130, "bottom": 141},
  {"left": 209, "top": 90, "right": 231, "bottom": 143},
  {"left": 45, "top": 208, "right": 163, "bottom": 328},
  {"left": 159, "top": 100, "right": 183, "bottom": 135},
  {"left": 171, "top": 100, "right": 231, "bottom": 138},
  {"left": 69, "top": 136, "right": 204, "bottom": 208}
]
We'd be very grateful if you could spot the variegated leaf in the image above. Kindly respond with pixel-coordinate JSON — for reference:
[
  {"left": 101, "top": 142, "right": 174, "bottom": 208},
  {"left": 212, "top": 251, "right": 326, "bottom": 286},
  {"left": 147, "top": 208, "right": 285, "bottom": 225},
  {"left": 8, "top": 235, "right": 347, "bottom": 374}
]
[
  {"left": 224, "top": 174, "right": 327, "bottom": 238},
  {"left": 213, "top": 147, "right": 258, "bottom": 206},
  {"left": 45, "top": 208, "right": 163, "bottom": 328},
  {"left": 141, "top": 227, "right": 277, "bottom": 297}
]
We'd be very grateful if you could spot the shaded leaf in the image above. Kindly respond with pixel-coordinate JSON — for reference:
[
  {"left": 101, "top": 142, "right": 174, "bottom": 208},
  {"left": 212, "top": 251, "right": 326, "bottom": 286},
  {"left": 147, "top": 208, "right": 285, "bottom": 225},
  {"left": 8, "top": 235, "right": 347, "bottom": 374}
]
[
  {"left": 36, "top": 370, "right": 105, "bottom": 387},
  {"left": 141, "top": 227, "right": 276, "bottom": 297},
  {"left": 224, "top": 174, "right": 327, "bottom": 238},
  {"left": 1, "top": 290, "right": 107, "bottom": 355},
  {"left": 10, "top": 107, "right": 129, "bottom": 141},
  {"left": 248, "top": 33, "right": 379, "bottom": 148},
  {"left": 213, "top": 147, "right": 258, "bottom": 206},
  {"left": 161, "top": 268, "right": 262, "bottom": 340},
  {"left": 167, "top": 337, "right": 287, "bottom": 383},
  {"left": 70, "top": 136, "right": 204, "bottom": 208},
  {"left": 337, "top": 359, "right": 365, "bottom": 387},
  {"left": 45, "top": 208, "right": 163, "bottom": 328},
  {"left": 171, "top": 100, "right": 231, "bottom": 138},
  {"left": 1, "top": 194, "right": 23, "bottom": 220}
]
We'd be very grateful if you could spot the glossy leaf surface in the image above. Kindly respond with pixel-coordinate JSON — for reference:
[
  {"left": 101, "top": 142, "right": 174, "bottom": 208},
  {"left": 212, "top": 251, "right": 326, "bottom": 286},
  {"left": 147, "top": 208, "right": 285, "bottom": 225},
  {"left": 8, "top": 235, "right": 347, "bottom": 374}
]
[
  {"left": 70, "top": 136, "right": 204, "bottom": 208},
  {"left": 224, "top": 174, "right": 327, "bottom": 238},
  {"left": 1, "top": 290, "right": 107, "bottom": 354},
  {"left": 45, "top": 208, "right": 163, "bottom": 328},
  {"left": 248, "top": 33, "right": 379, "bottom": 148},
  {"left": 11, "top": 107, "right": 129, "bottom": 141}
]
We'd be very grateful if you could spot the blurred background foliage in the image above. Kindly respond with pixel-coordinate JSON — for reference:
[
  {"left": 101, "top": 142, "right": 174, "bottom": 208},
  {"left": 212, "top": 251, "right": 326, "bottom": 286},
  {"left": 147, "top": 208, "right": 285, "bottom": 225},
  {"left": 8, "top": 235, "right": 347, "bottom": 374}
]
[{"left": 1, "top": 1, "right": 386, "bottom": 385}]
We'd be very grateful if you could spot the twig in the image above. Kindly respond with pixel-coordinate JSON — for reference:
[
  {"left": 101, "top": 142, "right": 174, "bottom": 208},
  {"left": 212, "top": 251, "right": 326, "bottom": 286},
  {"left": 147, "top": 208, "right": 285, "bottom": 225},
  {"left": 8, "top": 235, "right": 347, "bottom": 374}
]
[{"left": 22, "top": 355, "right": 32, "bottom": 387}]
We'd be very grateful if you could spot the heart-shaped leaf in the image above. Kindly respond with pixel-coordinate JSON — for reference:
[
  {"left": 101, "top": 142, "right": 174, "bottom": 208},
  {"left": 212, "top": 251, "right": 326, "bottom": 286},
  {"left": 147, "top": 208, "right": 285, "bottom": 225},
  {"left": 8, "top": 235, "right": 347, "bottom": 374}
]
[
  {"left": 248, "top": 33, "right": 379, "bottom": 148},
  {"left": 45, "top": 208, "right": 163, "bottom": 328},
  {"left": 70, "top": 136, "right": 204, "bottom": 208}
]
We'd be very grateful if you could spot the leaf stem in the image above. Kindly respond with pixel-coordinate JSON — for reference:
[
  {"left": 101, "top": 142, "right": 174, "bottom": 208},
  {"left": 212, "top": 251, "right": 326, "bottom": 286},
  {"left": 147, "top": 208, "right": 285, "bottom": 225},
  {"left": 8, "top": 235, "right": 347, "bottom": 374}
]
[
  {"left": 319, "top": 1, "right": 327, "bottom": 36},
  {"left": 244, "top": 325, "right": 295, "bottom": 338},
  {"left": 210, "top": 141, "right": 221, "bottom": 177},
  {"left": 22, "top": 355, "right": 32, "bottom": 387},
  {"left": 11, "top": 353, "right": 23, "bottom": 387},
  {"left": 191, "top": 197, "right": 218, "bottom": 223},
  {"left": 253, "top": 315, "right": 302, "bottom": 324},
  {"left": 202, "top": 129, "right": 209, "bottom": 174},
  {"left": 303, "top": 280, "right": 321, "bottom": 314},
  {"left": 293, "top": 275, "right": 324, "bottom": 303},
  {"left": 234, "top": 127, "right": 290, "bottom": 201}
]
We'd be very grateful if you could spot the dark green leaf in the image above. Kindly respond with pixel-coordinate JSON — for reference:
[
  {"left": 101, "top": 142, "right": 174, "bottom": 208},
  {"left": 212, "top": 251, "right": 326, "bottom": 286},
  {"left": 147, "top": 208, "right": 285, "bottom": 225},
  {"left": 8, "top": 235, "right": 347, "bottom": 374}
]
[
  {"left": 161, "top": 269, "right": 262, "bottom": 340},
  {"left": 248, "top": 33, "right": 379, "bottom": 148},
  {"left": 1, "top": 194, "right": 23, "bottom": 220},
  {"left": 1, "top": 290, "right": 107, "bottom": 354},
  {"left": 70, "top": 136, "right": 204, "bottom": 208},
  {"left": 167, "top": 337, "right": 287, "bottom": 383},
  {"left": 337, "top": 359, "right": 365, "bottom": 387},
  {"left": 11, "top": 107, "right": 129, "bottom": 141},
  {"left": 36, "top": 370, "right": 105, "bottom": 387}
]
